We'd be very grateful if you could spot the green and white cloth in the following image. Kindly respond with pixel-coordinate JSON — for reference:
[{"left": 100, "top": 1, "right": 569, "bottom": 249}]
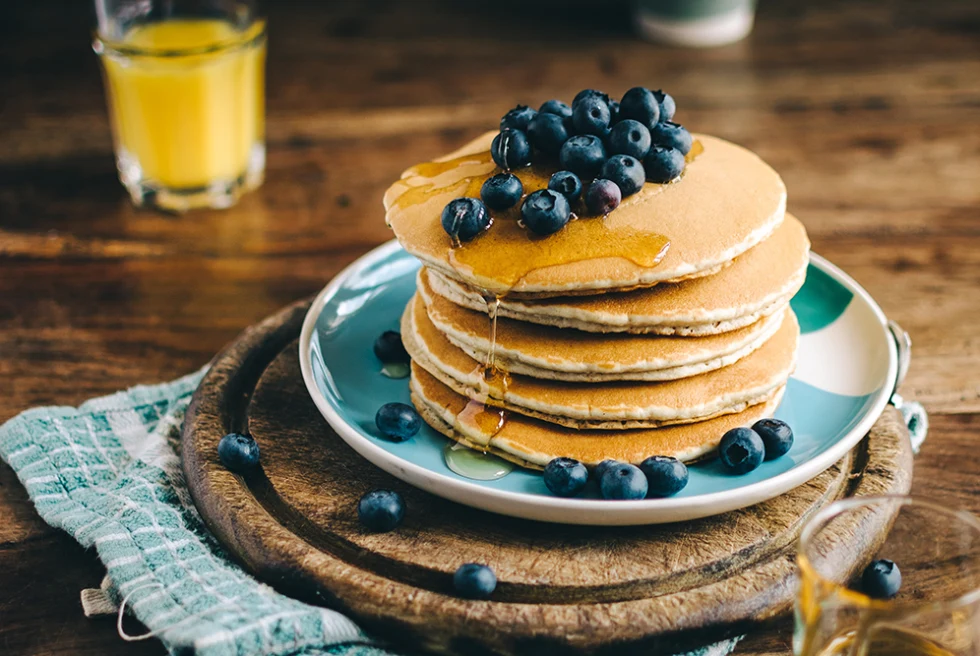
[{"left": 0, "top": 369, "right": 740, "bottom": 656}]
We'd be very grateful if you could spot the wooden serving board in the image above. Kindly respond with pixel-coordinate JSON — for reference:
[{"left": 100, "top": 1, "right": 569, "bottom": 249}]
[{"left": 182, "top": 299, "right": 914, "bottom": 656}]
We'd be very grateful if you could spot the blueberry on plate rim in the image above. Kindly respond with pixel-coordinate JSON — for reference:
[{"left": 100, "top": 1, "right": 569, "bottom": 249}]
[
  {"left": 441, "top": 197, "right": 491, "bottom": 242},
  {"left": 718, "top": 427, "right": 765, "bottom": 474},
  {"left": 639, "top": 456, "right": 689, "bottom": 498},
  {"left": 480, "top": 173, "right": 523, "bottom": 211},
  {"left": 548, "top": 170, "right": 583, "bottom": 203},
  {"left": 373, "top": 330, "right": 408, "bottom": 364},
  {"left": 521, "top": 189, "right": 571, "bottom": 236},
  {"left": 490, "top": 128, "right": 532, "bottom": 170},
  {"left": 217, "top": 432, "right": 260, "bottom": 474},
  {"left": 454, "top": 563, "right": 497, "bottom": 599},
  {"left": 358, "top": 489, "right": 405, "bottom": 532},
  {"left": 599, "top": 462, "right": 648, "bottom": 500},
  {"left": 375, "top": 402, "right": 422, "bottom": 442},
  {"left": 584, "top": 178, "right": 622, "bottom": 216},
  {"left": 543, "top": 457, "right": 589, "bottom": 497},
  {"left": 752, "top": 418, "right": 794, "bottom": 460},
  {"left": 861, "top": 558, "right": 902, "bottom": 599}
]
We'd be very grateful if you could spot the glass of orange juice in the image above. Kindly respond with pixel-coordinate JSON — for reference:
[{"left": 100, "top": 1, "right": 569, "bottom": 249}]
[
  {"left": 796, "top": 496, "right": 980, "bottom": 656},
  {"left": 93, "top": 0, "right": 266, "bottom": 211}
]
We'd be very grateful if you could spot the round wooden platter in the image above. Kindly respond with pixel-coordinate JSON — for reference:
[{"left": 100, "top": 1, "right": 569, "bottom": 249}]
[{"left": 182, "top": 299, "right": 914, "bottom": 656}]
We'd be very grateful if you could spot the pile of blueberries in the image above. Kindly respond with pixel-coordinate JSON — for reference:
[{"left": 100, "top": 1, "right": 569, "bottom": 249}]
[
  {"left": 543, "top": 417, "right": 795, "bottom": 500},
  {"left": 441, "top": 86, "right": 693, "bottom": 242}
]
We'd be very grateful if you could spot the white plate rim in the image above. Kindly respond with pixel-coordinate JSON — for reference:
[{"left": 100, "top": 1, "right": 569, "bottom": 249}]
[{"left": 299, "top": 240, "right": 898, "bottom": 526}]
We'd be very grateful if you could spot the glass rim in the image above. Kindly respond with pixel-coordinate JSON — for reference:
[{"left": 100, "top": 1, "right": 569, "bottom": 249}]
[
  {"left": 798, "top": 494, "right": 980, "bottom": 613},
  {"left": 92, "top": 19, "right": 266, "bottom": 59}
]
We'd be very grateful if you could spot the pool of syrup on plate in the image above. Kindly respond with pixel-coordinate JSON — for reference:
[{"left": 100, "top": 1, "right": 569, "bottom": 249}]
[{"left": 399, "top": 142, "right": 704, "bottom": 477}]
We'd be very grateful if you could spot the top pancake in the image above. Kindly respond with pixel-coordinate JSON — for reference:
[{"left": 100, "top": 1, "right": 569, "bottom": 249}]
[{"left": 384, "top": 131, "right": 787, "bottom": 297}]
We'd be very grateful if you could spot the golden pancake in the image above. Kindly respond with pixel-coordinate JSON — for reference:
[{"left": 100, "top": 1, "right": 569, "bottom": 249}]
[
  {"left": 410, "top": 364, "right": 784, "bottom": 467},
  {"left": 426, "top": 213, "right": 810, "bottom": 335},
  {"left": 418, "top": 267, "right": 787, "bottom": 382},
  {"left": 402, "top": 293, "right": 799, "bottom": 429},
  {"left": 384, "top": 132, "right": 787, "bottom": 297}
]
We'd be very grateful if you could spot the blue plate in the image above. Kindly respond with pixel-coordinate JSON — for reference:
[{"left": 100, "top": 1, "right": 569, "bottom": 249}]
[{"left": 300, "top": 241, "right": 897, "bottom": 525}]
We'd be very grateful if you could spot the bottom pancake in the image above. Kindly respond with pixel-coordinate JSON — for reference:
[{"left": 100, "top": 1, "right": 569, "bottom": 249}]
[{"left": 410, "top": 363, "right": 785, "bottom": 468}]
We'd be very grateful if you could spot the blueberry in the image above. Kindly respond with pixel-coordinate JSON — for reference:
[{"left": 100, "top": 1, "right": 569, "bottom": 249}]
[
  {"left": 539, "top": 99, "right": 573, "bottom": 130},
  {"left": 607, "top": 119, "right": 652, "bottom": 160},
  {"left": 373, "top": 330, "right": 408, "bottom": 363},
  {"left": 526, "top": 112, "right": 569, "bottom": 156},
  {"left": 454, "top": 563, "right": 497, "bottom": 599},
  {"left": 375, "top": 402, "right": 422, "bottom": 442},
  {"left": 861, "top": 559, "right": 902, "bottom": 599},
  {"left": 594, "top": 459, "right": 619, "bottom": 481},
  {"left": 480, "top": 173, "right": 523, "bottom": 211},
  {"left": 584, "top": 179, "right": 622, "bottom": 216},
  {"left": 653, "top": 90, "right": 676, "bottom": 122},
  {"left": 600, "top": 155, "right": 645, "bottom": 197},
  {"left": 543, "top": 457, "right": 589, "bottom": 497},
  {"left": 572, "top": 94, "right": 612, "bottom": 137},
  {"left": 639, "top": 456, "right": 689, "bottom": 498},
  {"left": 599, "top": 462, "right": 648, "bottom": 500},
  {"left": 718, "top": 427, "right": 765, "bottom": 475},
  {"left": 217, "top": 432, "right": 260, "bottom": 474},
  {"left": 752, "top": 418, "right": 794, "bottom": 460},
  {"left": 618, "top": 87, "right": 661, "bottom": 128},
  {"left": 559, "top": 135, "right": 607, "bottom": 179},
  {"left": 357, "top": 489, "right": 405, "bottom": 532},
  {"left": 608, "top": 99, "right": 620, "bottom": 124},
  {"left": 650, "top": 121, "right": 692, "bottom": 155},
  {"left": 490, "top": 128, "right": 532, "bottom": 170},
  {"left": 548, "top": 170, "right": 583, "bottom": 202},
  {"left": 521, "top": 189, "right": 571, "bottom": 236},
  {"left": 441, "top": 197, "right": 491, "bottom": 242},
  {"left": 500, "top": 104, "right": 537, "bottom": 132},
  {"left": 644, "top": 146, "right": 686, "bottom": 183},
  {"left": 572, "top": 89, "right": 610, "bottom": 111}
]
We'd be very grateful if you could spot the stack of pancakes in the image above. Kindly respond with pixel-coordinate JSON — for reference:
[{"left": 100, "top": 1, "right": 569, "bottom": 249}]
[{"left": 384, "top": 131, "right": 810, "bottom": 470}]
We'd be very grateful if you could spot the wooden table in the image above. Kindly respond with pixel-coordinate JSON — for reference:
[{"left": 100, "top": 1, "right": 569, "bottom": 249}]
[{"left": 1, "top": 1, "right": 978, "bottom": 653}]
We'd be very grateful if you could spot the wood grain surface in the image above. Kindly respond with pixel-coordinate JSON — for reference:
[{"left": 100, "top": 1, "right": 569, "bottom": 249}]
[
  {"left": 1, "top": 0, "right": 978, "bottom": 654},
  {"left": 179, "top": 299, "right": 912, "bottom": 655}
]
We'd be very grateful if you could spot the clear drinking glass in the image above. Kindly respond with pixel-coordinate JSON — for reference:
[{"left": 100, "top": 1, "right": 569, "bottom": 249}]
[
  {"left": 796, "top": 496, "right": 980, "bottom": 656},
  {"left": 93, "top": 0, "right": 266, "bottom": 211}
]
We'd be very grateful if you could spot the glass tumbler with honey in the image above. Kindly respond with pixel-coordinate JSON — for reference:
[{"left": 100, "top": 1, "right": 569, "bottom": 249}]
[
  {"left": 796, "top": 496, "right": 980, "bottom": 656},
  {"left": 93, "top": 0, "right": 266, "bottom": 211}
]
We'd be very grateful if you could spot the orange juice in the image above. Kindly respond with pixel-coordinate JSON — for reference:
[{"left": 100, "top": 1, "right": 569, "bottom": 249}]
[{"left": 98, "top": 19, "right": 266, "bottom": 194}]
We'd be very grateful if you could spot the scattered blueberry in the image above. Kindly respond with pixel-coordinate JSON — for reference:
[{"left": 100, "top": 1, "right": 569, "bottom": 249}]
[
  {"left": 595, "top": 459, "right": 619, "bottom": 481},
  {"left": 572, "top": 94, "right": 612, "bottom": 137},
  {"left": 572, "top": 89, "right": 610, "bottom": 111},
  {"left": 521, "top": 189, "right": 571, "bottom": 236},
  {"left": 490, "top": 128, "right": 532, "bottom": 170},
  {"left": 559, "top": 135, "right": 607, "bottom": 179},
  {"left": 618, "top": 87, "right": 661, "bottom": 128},
  {"left": 548, "top": 170, "right": 583, "bottom": 203},
  {"left": 375, "top": 402, "right": 422, "bottom": 442},
  {"left": 601, "top": 154, "right": 645, "bottom": 197},
  {"left": 441, "top": 197, "right": 491, "bottom": 242},
  {"left": 599, "top": 462, "right": 648, "bottom": 500},
  {"left": 218, "top": 432, "right": 260, "bottom": 474},
  {"left": 861, "top": 559, "right": 902, "bottom": 599},
  {"left": 584, "top": 178, "right": 622, "bottom": 215},
  {"left": 357, "top": 489, "right": 405, "bottom": 532},
  {"left": 543, "top": 457, "right": 589, "bottom": 497},
  {"left": 718, "top": 427, "right": 765, "bottom": 474},
  {"left": 653, "top": 89, "right": 676, "bottom": 122},
  {"left": 650, "top": 121, "right": 692, "bottom": 155},
  {"left": 480, "top": 173, "right": 523, "bottom": 211},
  {"left": 607, "top": 119, "right": 652, "bottom": 160},
  {"left": 373, "top": 330, "right": 408, "bottom": 363},
  {"left": 644, "top": 146, "right": 686, "bottom": 183},
  {"left": 500, "top": 104, "right": 537, "bottom": 132},
  {"left": 526, "top": 112, "right": 569, "bottom": 156},
  {"left": 539, "top": 99, "right": 573, "bottom": 130},
  {"left": 752, "top": 418, "right": 794, "bottom": 460},
  {"left": 454, "top": 563, "right": 497, "bottom": 599},
  {"left": 639, "top": 456, "right": 689, "bottom": 498}
]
